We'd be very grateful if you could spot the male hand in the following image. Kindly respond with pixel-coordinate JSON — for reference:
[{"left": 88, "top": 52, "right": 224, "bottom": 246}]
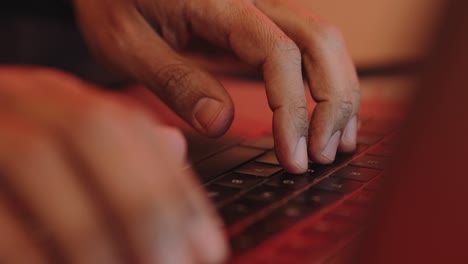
[
  {"left": 0, "top": 68, "right": 226, "bottom": 264},
  {"left": 73, "top": 0, "right": 360, "bottom": 174}
]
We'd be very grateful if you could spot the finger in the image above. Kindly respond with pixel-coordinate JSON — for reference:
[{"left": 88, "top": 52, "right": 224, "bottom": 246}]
[
  {"left": 186, "top": 0, "right": 309, "bottom": 173},
  {"left": 180, "top": 169, "right": 229, "bottom": 263},
  {"left": 60, "top": 100, "right": 226, "bottom": 263},
  {"left": 253, "top": 0, "right": 360, "bottom": 162},
  {"left": 135, "top": 116, "right": 228, "bottom": 263},
  {"left": 74, "top": 0, "right": 234, "bottom": 137},
  {"left": 0, "top": 194, "right": 47, "bottom": 264},
  {"left": 0, "top": 114, "right": 121, "bottom": 264}
]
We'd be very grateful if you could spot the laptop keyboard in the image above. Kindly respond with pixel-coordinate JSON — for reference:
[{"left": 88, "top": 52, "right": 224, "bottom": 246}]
[{"left": 194, "top": 119, "right": 396, "bottom": 264}]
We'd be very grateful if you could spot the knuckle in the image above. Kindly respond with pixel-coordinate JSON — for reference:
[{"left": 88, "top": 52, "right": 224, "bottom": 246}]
[
  {"left": 155, "top": 63, "right": 196, "bottom": 102},
  {"left": 314, "top": 22, "right": 346, "bottom": 51},
  {"left": 272, "top": 38, "right": 302, "bottom": 60},
  {"left": 334, "top": 98, "right": 354, "bottom": 127},
  {"left": 291, "top": 104, "right": 310, "bottom": 132}
]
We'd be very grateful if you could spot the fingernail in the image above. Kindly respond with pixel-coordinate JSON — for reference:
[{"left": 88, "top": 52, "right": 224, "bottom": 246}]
[
  {"left": 189, "top": 216, "right": 228, "bottom": 264},
  {"left": 294, "top": 136, "right": 308, "bottom": 171},
  {"left": 321, "top": 131, "right": 341, "bottom": 162},
  {"left": 193, "top": 97, "right": 224, "bottom": 132},
  {"left": 342, "top": 116, "right": 358, "bottom": 147}
]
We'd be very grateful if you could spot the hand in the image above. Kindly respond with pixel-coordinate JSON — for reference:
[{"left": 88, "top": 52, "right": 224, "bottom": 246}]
[
  {"left": 0, "top": 67, "right": 227, "bottom": 264},
  {"left": 73, "top": 0, "right": 360, "bottom": 174}
]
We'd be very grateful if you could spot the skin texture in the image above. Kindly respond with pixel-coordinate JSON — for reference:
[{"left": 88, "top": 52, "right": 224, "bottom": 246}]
[
  {"left": 0, "top": 0, "right": 360, "bottom": 263},
  {"left": 0, "top": 68, "right": 226, "bottom": 264},
  {"left": 73, "top": 0, "right": 360, "bottom": 174}
]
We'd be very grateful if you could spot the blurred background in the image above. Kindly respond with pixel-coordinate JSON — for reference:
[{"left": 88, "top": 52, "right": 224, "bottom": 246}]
[
  {"left": 298, "top": 0, "right": 446, "bottom": 66},
  {"left": 0, "top": 0, "right": 448, "bottom": 82}
]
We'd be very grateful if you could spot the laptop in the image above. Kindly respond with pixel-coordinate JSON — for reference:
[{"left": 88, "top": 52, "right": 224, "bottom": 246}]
[{"left": 176, "top": 0, "right": 468, "bottom": 263}]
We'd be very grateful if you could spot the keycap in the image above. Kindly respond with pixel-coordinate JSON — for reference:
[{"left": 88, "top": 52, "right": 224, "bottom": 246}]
[
  {"left": 350, "top": 155, "right": 387, "bottom": 170},
  {"left": 324, "top": 147, "right": 365, "bottom": 170},
  {"left": 205, "top": 184, "right": 240, "bottom": 204},
  {"left": 244, "top": 185, "right": 292, "bottom": 204},
  {"left": 230, "top": 233, "right": 261, "bottom": 255},
  {"left": 270, "top": 201, "right": 319, "bottom": 222},
  {"left": 234, "top": 162, "right": 283, "bottom": 177},
  {"left": 333, "top": 166, "right": 380, "bottom": 182},
  {"left": 219, "top": 198, "right": 262, "bottom": 226},
  {"left": 256, "top": 151, "right": 280, "bottom": 165},
  {"left": 265, "top": 173, "right": 314, "bottom": 190},
  {"left": 313, "top": 176, "right": 362, "bottom": 194},
  {"left": 241, "top": 135, "right": 274, "bottom": 150},
  {"left": 193, "top": 146, "right": 264, "bottom": 182},
  {"left": 290, "top": 189, "right": 343, "bottom": 208},
  {"left": 213, "top": 173, "right": 263, "bottom": 190},
  {"left": 242, "top": 218, "right": 286, "bottom": 242}
]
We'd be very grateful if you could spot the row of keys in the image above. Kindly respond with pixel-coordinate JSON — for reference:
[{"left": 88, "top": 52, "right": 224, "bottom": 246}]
[
  {"left": 228, "top": 171, "right": 382, "bottom": 256},
  {"left": 230, "top": 179, "right": 380, "bottom": 261}
]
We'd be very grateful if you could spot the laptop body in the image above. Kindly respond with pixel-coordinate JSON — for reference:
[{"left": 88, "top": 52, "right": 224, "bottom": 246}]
[{"left": 178, "top": 0, "right": 468, "bottom": 262}]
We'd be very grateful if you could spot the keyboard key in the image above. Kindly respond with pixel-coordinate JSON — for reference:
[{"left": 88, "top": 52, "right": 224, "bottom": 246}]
[
  {"left": 325, "top": 144, "right": 367, "bottom": 168},
  {"left": 240, "top": 204, "right": 318, "bottom": 240},
  {"left": 242, "top": 218, "right": 286, "bottom": 242},
  {"left": 241, "top": 135, "right": 274, "bottom": 150},
  {"left": 265, "top": 173, "right": 314, "bottom": 190},
  {"left": 350, "top": 155, "right": 387, "bottom": 170},
  {"left": 230, "top": 233, "right": 261, "bottom": 255},
  {"left": 290, "top": 189, "right": 343, "bottom": 208},
  {"left": 234, "top": 162, "right": 282, "bottom": 177},
  {"left": 193, "top": 146, "right": 264, "bottom": 182},
  {"left": 256, "top": 151, "right": 280, "bottom": 165},
  {"left": 244, "top": 185, "right": 292, "bottom": 204},
  {"left": 205, "top": 184, "right": 240, "bottom": 204},
  {"left": 270, "top": 201, "right": 321, "bottom": 223},
  {"left": 213, "top": 173, "right": 263, "bottom": 190},
  {"left": 313, "top": 176, "right": 362, "bottom": 194},
  {"left": 219, "top": 198, "right": 262, "bottom": 226},
  {"left": 333, "top": 166, "right": 380, "bottom": 182}
]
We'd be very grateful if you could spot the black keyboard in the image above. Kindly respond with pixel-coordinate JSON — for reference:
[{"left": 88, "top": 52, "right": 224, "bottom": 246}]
[{"left": 193, "top": 119, "right": 397, "bottom": 264}]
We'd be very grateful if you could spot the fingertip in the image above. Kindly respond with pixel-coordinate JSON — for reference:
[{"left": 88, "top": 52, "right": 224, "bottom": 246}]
[
  {"left": 193, "top": 97, "right": 234, "bottom": 138},
  {"left": 189, "top": 216, "right": 229, "bottom": 264},
  {"left": 309, "top": 131, "right": 341, "bottom": 164},
  {"left": 157, "top": 126, "right": 188, "bottom": 162},
  {"left": 338, "top": 116, "right": 358, "bottom": 153},
  {"left": 274, "top": 136, "right": 309, "bottom": 174},
  {"left": 293, "top": 136, "right": 309, "bottom": 173}
]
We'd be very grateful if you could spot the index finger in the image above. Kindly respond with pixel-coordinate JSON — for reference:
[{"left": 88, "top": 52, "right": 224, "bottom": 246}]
[{"left": 186, "top": 0, "right": 309, "bottom": 173}]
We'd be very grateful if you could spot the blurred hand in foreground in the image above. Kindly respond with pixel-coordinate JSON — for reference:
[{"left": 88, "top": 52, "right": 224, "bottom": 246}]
[{"left": 0, "top": 67, "right": 227, "bottom": 264}]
